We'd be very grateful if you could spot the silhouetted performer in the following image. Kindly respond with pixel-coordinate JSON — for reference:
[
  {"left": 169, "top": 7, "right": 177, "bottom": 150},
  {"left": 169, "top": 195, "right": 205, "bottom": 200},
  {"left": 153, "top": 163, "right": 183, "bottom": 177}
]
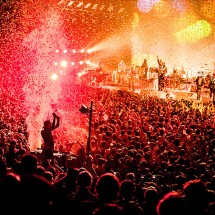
[
  {"left": 141, "top": 59, "right": 148, "bottom": 80},
  {"left": 41, "top": 112, "right": 60, "bottom": 163},
  {"left": 157, "top": 56, "right": 167, "bottom": 91},
  {"left": 209, "top": 73, "right": 215, "bottom": 103},
  {"left": 194, "top": 73, "right": 205, "bottom": 100}
]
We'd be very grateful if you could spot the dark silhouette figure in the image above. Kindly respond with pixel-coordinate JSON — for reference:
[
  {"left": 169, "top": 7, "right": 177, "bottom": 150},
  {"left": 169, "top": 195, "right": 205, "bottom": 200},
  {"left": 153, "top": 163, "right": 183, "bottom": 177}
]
[
  {"left": 157, "top": 56, "right": 167, "bottom": 91},
  {"left": 183, "top": 179, "right": 209, "bottom": 215},
  {"left": 194, "top": 74, "right": 205, "bottom": 100},
  {"left": 119, "top": 179, "right": 144, "bottom": 215},
  {"left": 157, "top": 191, "right": 188, "bottom": 215},
  {"left": 209, "top": 73, "right": 215, "bottom": 103},
  {"left": 67, "top": 170, "right": 97, "bottom": 215},
  {"left": 92, "top": 173, "right": 126, "bottom": 215},
  {"left": 41, "top": 113, "right": 60, "bottom": 163}
]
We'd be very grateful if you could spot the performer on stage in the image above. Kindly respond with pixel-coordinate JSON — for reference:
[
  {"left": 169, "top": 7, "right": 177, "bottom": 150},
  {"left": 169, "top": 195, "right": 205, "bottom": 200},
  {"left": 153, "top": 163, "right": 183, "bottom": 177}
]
[
  {"left": 95, "top": 62, "right": 104, "bottom": 87},
  {"left": 141, "top": 59, "right": 148, "bottom": 80},
  {"left": 128, "top": 64, "right": 136, "bottom": 91},
  {"left": 209, "top": 73, "right": 215, "bottom": 103},
  {"left": 148, "top": 67, "right": 158, "bottom": 91},
  {"left": 157, "top": 56, "right": 167, "bottom": 91},
  {"left": 41, "top": 112, "right": 60, "bottom": 163},
  {"left": 118, "top": 60, "right": 126, "bottom": 84},
  {"left": 194, "top": 72, "right": 205, "bottom": 100}
]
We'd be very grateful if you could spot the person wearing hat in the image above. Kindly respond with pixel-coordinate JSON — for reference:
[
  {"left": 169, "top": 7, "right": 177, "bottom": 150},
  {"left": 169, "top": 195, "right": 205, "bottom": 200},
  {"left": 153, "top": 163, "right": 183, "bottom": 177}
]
[{"left": 41, "top": 112, "right": 60, "bottom": 163}]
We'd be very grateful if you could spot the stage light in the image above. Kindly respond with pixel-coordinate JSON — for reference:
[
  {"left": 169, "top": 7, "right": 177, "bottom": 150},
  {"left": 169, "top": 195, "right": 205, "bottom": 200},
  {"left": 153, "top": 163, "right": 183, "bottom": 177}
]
[
  {"left": 79, "top": 105, "right": 90, "bottom": 114},
  {"left": 80, "top": 49, "right": 85, "bottom": 53},
  {"left": 87, "top": 49, "right": 92, "bottom": 53},
  {"left": 63, "top": 49, "right": 68, "bottom": 53},
  {"left": 58, "top": 0, "right": 65, "bottom": 5},
  {"left": 60, "top": 60, "right": 68, "bottom": 67},
  {"left": 71, "top": 62, "right": 75, "bottom": 66},
  {"left": 54, "top": 62, "right": 58, "bottom": 66},
  {"left": 77, "top": 2, "right": 83, "bottom": 7},
  {"left": 55, "top": 49, "right": 59, "bottom": 53},
  {"left": 92, "top": 4, "right": 98, "bottom": 10},
  {"left": 68, "top": 1, "right": 75, "bottom": 6},
  {"left": 72, "top": 49, "right": 76, "bottom": 53},
  {"left": 79, "top": 61, "right": 83, "bottom": 65},
  {"left": 175, "top": 20, "right": 212, "bottom": 43},
  {"left": 84, "top": 3, "right": 91, "bottom": 9},
  {"left": 137, "top": 0, "right": 160, "bottom": 13},
  {"left": 86, "top": 60, "right": 91, "bottom": 65},
  {"left": 51, "top": 73, "right": 58, "bottom": 80},
  {"left": 132, "top": 12, "right": 139, "bottom": 29},
  {"left": 77, "top": 72, "right": 82, "bottom": 77}
]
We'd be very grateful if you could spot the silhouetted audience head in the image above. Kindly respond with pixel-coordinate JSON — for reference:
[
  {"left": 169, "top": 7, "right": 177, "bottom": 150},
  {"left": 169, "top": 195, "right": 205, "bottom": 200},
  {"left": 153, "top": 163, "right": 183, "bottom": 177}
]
[
  {"left": 120, "top": 179, "right": 135, "bottom": 200},
  {"left": 157, "top": 192, "right": 187, "bottom": 215},
  {"left": 95, "top": 173, "right": 120, "bottom": 203},
  {"left": 183, "top": 179, "right": 209, "bottom": 214},
  {"left": 21, "top": 153, "right": 38, "bottom": 175},
  {"left": 144, "top": 186, "right": 159, "bottom": 206},
  {"left": 77, "top": 170, "right": 93, "bottom": 188}
]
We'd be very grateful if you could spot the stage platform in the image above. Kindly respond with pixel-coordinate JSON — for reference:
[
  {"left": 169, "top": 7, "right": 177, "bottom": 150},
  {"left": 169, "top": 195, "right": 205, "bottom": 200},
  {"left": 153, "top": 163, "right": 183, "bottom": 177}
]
[{"left": 99, "top": 81, "right": 212, "bottom": 104}]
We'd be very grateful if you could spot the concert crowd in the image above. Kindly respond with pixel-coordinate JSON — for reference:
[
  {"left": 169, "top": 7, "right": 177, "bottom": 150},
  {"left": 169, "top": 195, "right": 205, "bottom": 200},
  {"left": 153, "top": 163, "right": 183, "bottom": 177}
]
[{"left": 0, "top": 84, "right": 214, "bottom": 215}]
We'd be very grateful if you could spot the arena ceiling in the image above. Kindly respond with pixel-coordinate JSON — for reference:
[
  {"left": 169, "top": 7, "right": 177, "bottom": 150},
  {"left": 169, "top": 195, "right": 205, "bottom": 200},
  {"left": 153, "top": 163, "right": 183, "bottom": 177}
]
[{"left": 0, "top": 0, "right": 214, "bottom": 71}]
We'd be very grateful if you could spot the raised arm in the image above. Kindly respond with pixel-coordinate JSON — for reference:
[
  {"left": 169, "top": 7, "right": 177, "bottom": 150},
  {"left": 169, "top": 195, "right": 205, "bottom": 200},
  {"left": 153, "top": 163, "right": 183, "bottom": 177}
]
[
  {"left": 52, "top": 113, "right": 60, "bottom": 130},
  {"left": 157, "top": 55, "right": 162, "bottom": 66}
]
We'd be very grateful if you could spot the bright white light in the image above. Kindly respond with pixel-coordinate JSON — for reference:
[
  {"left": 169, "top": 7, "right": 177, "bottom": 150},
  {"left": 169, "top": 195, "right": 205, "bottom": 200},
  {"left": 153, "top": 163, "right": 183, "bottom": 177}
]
[
  {"left": 86, "top": 60, "right": 91, "bottom": 65},
  {"left": 54, "top": 62, "right": 58, "bottom": 66},
  {"left": 72, "top": 49, "right": 76, "bottom": 53},
  {"left": 55, "top": 49, "right": 59, "bottom": 53},
  {"left": 51, "top": 73, "right": 58, "bottom": 80},
  {"left": 92, "top": 4, "right": 98, "bottom": 10},
  {"left": 77, "top": 2, "right": 83, "bottom": 7},
  {"left": 60, "top": 60, "right": 68, "bottom": 67},
  {"left": 71, "top": 62, "right": 75, "bottom": 66},
  {"left": 84, "top": 3, "right": 91, "bottom": 8},
  {"left": 77, "top": 72, "right": 82, "bottom": 77},
  {"left": 67, "top": 1, "right": 75, "bottom": 6},
  {"left": 80, "top": 49, "right": 85, "bottom": 53},
  {"left": 63, "top": 49, "right": 68, "bottom": 53},
  {"left": 79, "top": 61, "right": 83, "bottom": 65},
  {"left": 87, "top": 49, "right": 92, "bottom": 53},
  {"left": 58, "top": 0, "right": 65, "bottom": 5}
]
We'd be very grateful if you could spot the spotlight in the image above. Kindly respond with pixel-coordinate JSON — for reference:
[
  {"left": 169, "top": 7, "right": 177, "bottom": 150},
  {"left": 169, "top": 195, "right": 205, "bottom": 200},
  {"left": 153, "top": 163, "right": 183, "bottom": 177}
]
[
  {"left": 51, "top": 73, "right": 58, "bottom": 80},
  {"left": 63, "top": 49, "right": 68, "bottom": 53},
  {"left": 79, "top": 61, "right": 83, "bottom": 65},
  {"left": 79, "top": 105, "right": 90, "bottom": 114},
  {"left": 80, "top": 49, "right": 85, "bottom": 53},
  {"left": 71, "top": 62, "right": 75, "bottom": 66},
  {"left": 60, "top": 60, "right": 68, "bottom": 67},
  {"left": 54, "top": 62, "right": 58, "bottom": 66},
  {"left": 72, "top": 49, "right": 76, "bottom": 53},
  {"left": 55, "top": 49, "right": 59, "bottom": 53}
]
